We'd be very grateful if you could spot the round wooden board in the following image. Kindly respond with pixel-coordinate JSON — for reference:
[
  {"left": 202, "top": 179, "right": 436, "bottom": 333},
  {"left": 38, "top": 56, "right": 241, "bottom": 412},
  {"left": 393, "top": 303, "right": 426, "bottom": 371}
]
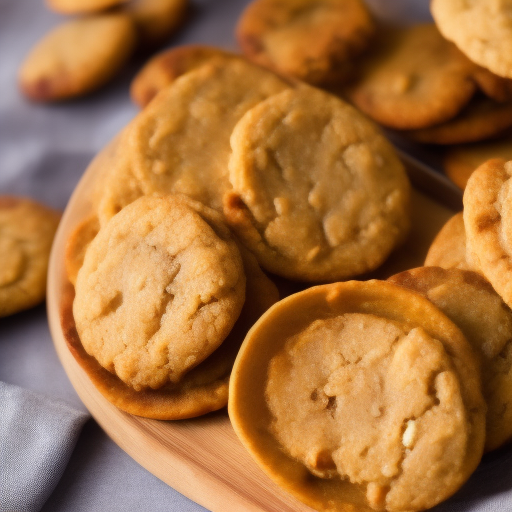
[{"left": 46, "top": 135, "right": 455, "bottom": 512}]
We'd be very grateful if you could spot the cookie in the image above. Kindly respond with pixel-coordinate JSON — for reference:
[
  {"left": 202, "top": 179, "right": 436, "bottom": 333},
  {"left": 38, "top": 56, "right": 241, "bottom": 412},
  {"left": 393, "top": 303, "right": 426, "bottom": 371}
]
[
  {"left": 124, "top": 0, "right": 189, "bottom": 49},
  {"left": 389, "top": 266, "right": 512, "bottom": 452},
  {"left": 73, "top": 194, "right": 246, "bottom": 391},
  {"left": 236, "top": 0, "right": 375, "bottom": 85},
  {"left": 46, "top": 0, "right": 127, "bottom": 14},
  {"left": 431, "top": 0, "right": 512, "bottom": 79},
  {"left": 229, "top": 280, "right": 486, "bottom": 512},
  {"left": 64, "top": 211, "right": 278, "bottom": 419},
  {"left": 223, "top": 85, "right": 410, "bottom": 282},
  {"left": 346, "top": 24, "right": 477, "bottom": 130},
  {"left": 407, "top": 97, "right": 512, "bottom": 145},
  {"left": 424, "top": 212, "right": 471, "bottom": 271},
  {"left": 464, "top": 158, "right": 512, "bottom": 309},
  {"left": 19, "top": 14, "right": 137, "bottom": 102},
  {"left": 65, "top": 214, "right": 100, "bottom": 286},
  {"left": 0, "top": 197, "right": 60, "bottom": 317},
  {"left": 443, "top": 134, "right": 512, "bottom": 190},
  {"left": 127, "top": 59, "right": 290, "bottom": 212},
  {"left": 130, "top": 45, "right": 237, "bottom": 108}
]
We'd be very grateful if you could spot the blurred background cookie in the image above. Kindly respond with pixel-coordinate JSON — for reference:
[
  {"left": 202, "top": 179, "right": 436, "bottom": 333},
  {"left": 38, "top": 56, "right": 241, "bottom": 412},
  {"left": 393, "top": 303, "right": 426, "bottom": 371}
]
[
  {"left": 389, "top": 266, "right": 512, "bottom": 452},
  {"left": 236, "top": 0, "right": 375, "bottom": 85},
  {"left": 0, "top": 196, "right": 60, "bottom": 317},
  {"left": 46, "top": 0, "right": 127, "bottom": 14},
  {"left": 18, "top": 14, "right": 137, "bottom": 102},
  {"left": 130, "top": 45, "right": 238, "bottom": 107},
  {"left": 224, "top": 85, "right": 410, "bottom": 281},
  {"left": 443, "top": 134, "right": 512, "bottom": 190},
  {"left": 431, "top": 0, "right": 512, "bottom": 79}
]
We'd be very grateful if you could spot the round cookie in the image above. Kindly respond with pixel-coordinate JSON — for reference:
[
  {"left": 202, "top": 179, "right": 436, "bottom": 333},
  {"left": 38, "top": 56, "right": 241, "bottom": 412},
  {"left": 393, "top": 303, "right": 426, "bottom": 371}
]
[
  {"left": 73, "top": 194, "right": 246, "bottom": 391},
  {"left": 431, "top": 0, "right": 512, "bottom": 79},
  {"left": 130, "top": 46, "right": 238, "bottom": 108},
  {"left": 19, "top": 14, "right": 137, "bottom": 102},
  {"left": 0, "top": 197, "right": 60, "bottom": 317},
  {"left": 389, "top": 266, "right": 512, "bottom": 452},
  {"left": 64, "top": 218, "right": 278, "bottom": 419},
  {"left": 223, "top": 85, "right": 410, "bottom": 282},
  {"left": 464, "top": 158, "right": 512, "bottom": 309},
  {"left": 346, "top": 24, "right": 477, "bottom": 130},
  {"left": 407, "top": 97, "right": 512, "bottom": 145},
  {"left": 424, "top": 212, "right": 471, "bottom": 271},
  {"left": 236, "top": 0, "right": 375, "bottom": 85},
  {"left": 65, "top": 214, "right": 100, "bottom": 286},
  {"left": 127, "top": 59, "right": 290, "bottom": 212},
  {"left": 229, "top": 280, "right": 486, "bottom": 512},
  {"left": 46, "top": 0, "right": 127, "bottom": 14},
  {"left": 443, "top": 135, "right": 512, "bottom": 190},
  {"left": 124, "top": 0, "right": 189, "bottom": 49}
]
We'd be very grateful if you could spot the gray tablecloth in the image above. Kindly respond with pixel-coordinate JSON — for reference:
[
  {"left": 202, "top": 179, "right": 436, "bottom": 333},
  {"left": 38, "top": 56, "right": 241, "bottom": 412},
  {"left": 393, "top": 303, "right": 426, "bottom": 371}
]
[{"left": 2, "top": 0, "right": 512, "bottom": 511}]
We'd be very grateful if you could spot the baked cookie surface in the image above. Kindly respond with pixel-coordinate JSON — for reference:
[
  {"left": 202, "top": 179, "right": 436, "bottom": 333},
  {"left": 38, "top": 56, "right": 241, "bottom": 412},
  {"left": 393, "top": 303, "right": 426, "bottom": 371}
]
[
  {"left": 130, "top": 46, "right": 238, "bottom": 107},
  {"left": 229, "top": 280, "right": 486, "bottom": 512},
  {"left": 424, "top": 212, "right": 470, "bottom": 270},
  {"left": 224, "top": 85, "right": 410, "bottom": 281},
  {"left": 0, "top": 197, "right": 60, "bottom": 317},
  {"left": 346, "top": 24, "right": 477, "bottom": 130},
  {"left": 46, "top": 0, "right": 127, "bottom": 14},
  {"left": 464, "top": 159, "right": 512, "bottom": 309},
  {"left": 73, "top": 194, "right": 246, "bottom": 391},
  {"left": 128, "top": 59, "right": 290, "bottom": 211},
  {"left": 389, "top": 266, "right": 512, "bottom": 452},
  {"left": 236, "top": 0, "right": 375, "bottom": 85},
  {"left": 431, "top": 0, "right": 512, "bottom": 79},
  {"left": 19, "top": 14, "right": 136, "bottom": 102}
]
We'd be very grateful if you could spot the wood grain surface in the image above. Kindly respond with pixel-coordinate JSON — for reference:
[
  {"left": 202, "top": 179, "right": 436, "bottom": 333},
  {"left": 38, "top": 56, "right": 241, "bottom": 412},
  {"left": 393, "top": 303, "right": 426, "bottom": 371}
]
[{"left": 47, "top": 137, "right": 456, "bottom": 512}]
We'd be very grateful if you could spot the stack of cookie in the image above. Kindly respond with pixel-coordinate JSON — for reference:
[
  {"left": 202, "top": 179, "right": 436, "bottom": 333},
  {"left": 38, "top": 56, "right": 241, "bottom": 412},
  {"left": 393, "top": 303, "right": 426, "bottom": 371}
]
[
  {"left": 231, "top": 0, "right": 512, "bottom": 193},
  {"left": 65, "top": 54, "right": 412, "bottom": 421},
  {"left": 19, "top": 0, "right": 188, "bottom": 102}
]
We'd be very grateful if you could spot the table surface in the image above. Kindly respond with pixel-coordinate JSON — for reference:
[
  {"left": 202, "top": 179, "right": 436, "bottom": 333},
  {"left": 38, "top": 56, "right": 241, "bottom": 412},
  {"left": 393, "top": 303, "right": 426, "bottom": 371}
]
[{"left": 4, "top": 1, "right": 511, "bottom": 512}]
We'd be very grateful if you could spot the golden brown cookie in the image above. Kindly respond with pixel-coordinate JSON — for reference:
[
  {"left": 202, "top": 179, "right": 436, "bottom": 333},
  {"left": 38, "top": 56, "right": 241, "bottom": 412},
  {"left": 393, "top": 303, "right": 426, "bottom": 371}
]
[
  {"left": 65, "top": 214, "right": 100, "bottom": 286},
  {"left": 130, "top": 46, "right": 238, "bottom": 108},
  {"left": 73, "top": 194, "right": 246, "bottom": 391},
  {"left": 0, "top": 197, "right": 60, "bottom": 317},
  {"left": 346, "top": 24, "right": 478, "bottom": 130},
  {"left": 431, "top": 0, "right": 512, "bottom": 79},
  {"left": 224, "top": 85, "right": 410, "bottom": 282},
  {"left": 63, "top": 211, "right": 278, "bottom": 419},
  {"left": 236, "top": 0, "right": 375, "bottom": 85},
  {"left": 229, "top": 280, "right": 486, "bottom": 512},
  {"left": 407, "top": 97, "right": 512, "bottom": 145},
  {"left": 424, "top": 212, "right": 471, "bottom": 271},
  {"left": 19, "top": 14, "right": 137, "bottom": 102},
  {"left": 389, "top": 266, "right": 512, "bottom": 452},
  {"left": 127, "top": 59, "right": 290, "bottom": 212},
  {"left": 124, "top": 0, "right": 189, "bottom": 49},
  {"left": 46, "top": 0, "right": 127, "bottom": 14},
  {"left": 464, "top": 158, "right": 512, "bottom": 309},
  {"left": 443, "top": 134, "right": 512, "bottom": 190}
]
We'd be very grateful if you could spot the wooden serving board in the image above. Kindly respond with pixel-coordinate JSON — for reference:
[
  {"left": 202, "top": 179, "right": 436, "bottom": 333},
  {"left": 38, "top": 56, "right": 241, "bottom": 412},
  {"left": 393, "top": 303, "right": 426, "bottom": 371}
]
[{"left": 46, "top": 138, "right": 457, "bottom": 512}]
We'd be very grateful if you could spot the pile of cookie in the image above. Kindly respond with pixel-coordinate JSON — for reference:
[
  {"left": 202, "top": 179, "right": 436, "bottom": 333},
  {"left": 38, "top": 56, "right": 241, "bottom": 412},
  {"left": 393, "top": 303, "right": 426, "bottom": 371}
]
[
  {"left": 18, "top": 0, "right": 188, "bottom": 102},
  {"left": 57, "top": 0, "right": 512, "bottom": 511},
  {"left": 65, "top": 53, "right": 412, "bottom": 420}
]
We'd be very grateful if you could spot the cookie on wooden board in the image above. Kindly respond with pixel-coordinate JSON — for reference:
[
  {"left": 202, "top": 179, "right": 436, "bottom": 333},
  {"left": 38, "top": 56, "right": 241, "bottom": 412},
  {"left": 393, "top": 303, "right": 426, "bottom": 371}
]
[
  {"left": 224, "top": 85, "right": 410, "bottom": 281},
  {"left": 229, "top": 280, "right": 486, "bottom": 512},
  {"left": 389, "top": 266, "right": 512, "bottom": 452}
]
